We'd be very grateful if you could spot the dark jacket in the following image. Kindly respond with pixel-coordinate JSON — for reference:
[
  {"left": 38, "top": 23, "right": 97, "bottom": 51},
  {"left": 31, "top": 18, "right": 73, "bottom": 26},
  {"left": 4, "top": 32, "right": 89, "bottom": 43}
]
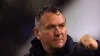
[{"left": 26, "top": 35, "right": 100, "bottom": 56}]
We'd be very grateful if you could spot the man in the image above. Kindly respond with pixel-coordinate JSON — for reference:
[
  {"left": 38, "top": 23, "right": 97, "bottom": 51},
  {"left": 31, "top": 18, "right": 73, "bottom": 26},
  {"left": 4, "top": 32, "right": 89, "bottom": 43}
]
[{"left": 26, "top": 5, "right": 100, "bottom": 56}]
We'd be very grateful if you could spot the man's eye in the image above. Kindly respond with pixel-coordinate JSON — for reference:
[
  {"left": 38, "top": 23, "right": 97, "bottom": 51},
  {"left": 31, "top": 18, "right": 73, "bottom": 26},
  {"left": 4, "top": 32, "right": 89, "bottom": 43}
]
[
  {"left": 59, "top": 24, "right": 65, "bottom": 28},
  {"left": 46, "top": 25, "right": 55, "bottom": 29}
]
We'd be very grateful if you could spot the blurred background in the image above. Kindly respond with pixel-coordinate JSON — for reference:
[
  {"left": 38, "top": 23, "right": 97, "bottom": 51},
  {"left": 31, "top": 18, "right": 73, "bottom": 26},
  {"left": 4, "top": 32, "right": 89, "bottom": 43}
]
[{"left": 0, "top": 0, "right": 100, "bottom": 56}]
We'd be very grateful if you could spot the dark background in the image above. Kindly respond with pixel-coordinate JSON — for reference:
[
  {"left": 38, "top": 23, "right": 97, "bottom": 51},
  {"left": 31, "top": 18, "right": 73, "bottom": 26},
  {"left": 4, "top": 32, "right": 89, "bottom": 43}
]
[{"left": 0, "top": 0, "right": 73, "bottom": 56}]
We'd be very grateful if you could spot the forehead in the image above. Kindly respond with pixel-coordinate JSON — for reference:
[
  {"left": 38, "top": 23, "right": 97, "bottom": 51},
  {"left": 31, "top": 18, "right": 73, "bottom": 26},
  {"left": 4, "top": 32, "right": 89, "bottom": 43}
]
[{"left": 40, "top": 12, "right": 65, "bottom": 26}]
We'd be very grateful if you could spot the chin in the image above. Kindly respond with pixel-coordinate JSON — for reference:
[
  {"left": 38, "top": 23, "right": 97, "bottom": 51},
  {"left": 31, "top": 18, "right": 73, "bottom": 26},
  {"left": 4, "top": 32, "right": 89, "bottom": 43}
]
[
  {"left": 53, "top": 44, "right": 65, "bottom": 48},
  {"left": 51, "top": 40, "right": 66, "bottom": 48}
]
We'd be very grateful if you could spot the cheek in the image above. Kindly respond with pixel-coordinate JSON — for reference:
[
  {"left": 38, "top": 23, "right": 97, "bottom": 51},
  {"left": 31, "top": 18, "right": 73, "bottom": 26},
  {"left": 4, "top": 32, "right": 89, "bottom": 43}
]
[
  {"left": 47, "top": 32, "right": 54, "bottom": 36},
  {"left": 41, "top": 31, "right": 54, "bottom": 40},
  {"left": 62, "top": 28, "right": 67, "bottom": 39},
  {"left": 40, "top": 31, "right": 54, "bottom": 45},
  {"left": 62, "top": 28, "right": 67, "bottom": 34}
]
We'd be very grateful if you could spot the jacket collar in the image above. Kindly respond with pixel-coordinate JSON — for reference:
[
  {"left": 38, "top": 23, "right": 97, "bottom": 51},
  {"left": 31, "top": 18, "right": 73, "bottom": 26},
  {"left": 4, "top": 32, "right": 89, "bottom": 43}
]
[{"left": 30, "top": 35, "right": 73, "bottom": 56}]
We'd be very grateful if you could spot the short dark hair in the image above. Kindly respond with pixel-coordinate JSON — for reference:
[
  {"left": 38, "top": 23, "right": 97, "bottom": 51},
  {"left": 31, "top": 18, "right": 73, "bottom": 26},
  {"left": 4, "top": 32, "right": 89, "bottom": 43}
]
[{"left": 35, "top": 5, "right": 63, "bottom": 28}]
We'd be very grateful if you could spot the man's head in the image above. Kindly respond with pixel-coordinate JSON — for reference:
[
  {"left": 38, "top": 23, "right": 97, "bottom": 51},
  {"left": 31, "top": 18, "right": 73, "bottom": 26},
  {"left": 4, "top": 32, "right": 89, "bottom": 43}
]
[{"left": 34, "top": 5, "right": 67, "bottom": 49}]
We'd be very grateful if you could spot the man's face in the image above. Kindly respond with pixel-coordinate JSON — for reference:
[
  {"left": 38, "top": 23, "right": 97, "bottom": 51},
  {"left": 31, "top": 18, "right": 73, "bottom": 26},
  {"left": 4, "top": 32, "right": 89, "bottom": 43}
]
[{"left": 36, "top": 12, "right": 67, "bottom": 48}]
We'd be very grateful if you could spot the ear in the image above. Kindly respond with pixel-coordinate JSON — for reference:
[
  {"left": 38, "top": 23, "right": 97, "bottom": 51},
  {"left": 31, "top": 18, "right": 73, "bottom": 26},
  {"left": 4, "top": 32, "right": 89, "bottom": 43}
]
[{"left": 33, "top": 27, "right": 41, "bottom": 40}]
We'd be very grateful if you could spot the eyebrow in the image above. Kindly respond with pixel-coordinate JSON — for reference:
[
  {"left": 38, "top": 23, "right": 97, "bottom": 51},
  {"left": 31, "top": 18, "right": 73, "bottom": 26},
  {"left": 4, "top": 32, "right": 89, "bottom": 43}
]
[{"left": 46, "top": 22, "right": 65, "bottom": 27}]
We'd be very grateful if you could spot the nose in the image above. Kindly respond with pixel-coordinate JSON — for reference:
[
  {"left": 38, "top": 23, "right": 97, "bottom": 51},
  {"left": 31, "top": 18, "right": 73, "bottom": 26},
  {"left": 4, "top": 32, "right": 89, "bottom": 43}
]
[{"left": 54, "top": 26, "right": 61, "bottom": 37}]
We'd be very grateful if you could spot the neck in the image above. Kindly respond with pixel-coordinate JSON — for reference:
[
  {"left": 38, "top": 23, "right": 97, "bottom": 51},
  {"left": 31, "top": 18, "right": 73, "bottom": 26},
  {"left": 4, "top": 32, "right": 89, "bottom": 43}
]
[
  {"left": 42, "top": 44, "right": 56, "bottom": 56},
  {"left": 44, "top": 46, "right": 55, "bottom": 54}
]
